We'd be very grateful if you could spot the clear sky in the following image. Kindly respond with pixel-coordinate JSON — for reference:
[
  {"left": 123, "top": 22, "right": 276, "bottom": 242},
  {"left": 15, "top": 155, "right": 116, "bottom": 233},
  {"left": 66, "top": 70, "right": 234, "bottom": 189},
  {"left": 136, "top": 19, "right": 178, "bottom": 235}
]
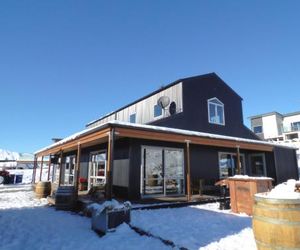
[{"left": 1, "top": 1, "right": 300, "bottom": 153}]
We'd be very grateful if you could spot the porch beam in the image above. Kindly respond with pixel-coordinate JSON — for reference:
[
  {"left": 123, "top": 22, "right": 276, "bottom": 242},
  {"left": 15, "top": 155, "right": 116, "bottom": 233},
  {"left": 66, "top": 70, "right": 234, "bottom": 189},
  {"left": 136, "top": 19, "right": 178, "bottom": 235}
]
[
  {"left": 39, "top": 156, "right": 44, "bottom": 182},
  {"left": 114, "top": 127, "right": 273, "bottom": 152},
  {"left": 185, "top": 140, "right": 191, "bottom": 201},
  {"left": 47, "top": 156, "right": 51, "bottom": 181},
  {"left": 106, "top": 128, "right": 115, "bottom": 200},
  {"left": 32, "top": 156, "right": 37, "bottom": 184},
  {"left": 75, "top": 144, "right": 81, "bottom": 195},
  {"left": 236, "top": 146, "right": 241, "bottom": 175},
  {"left": 58, "top": 151, "right": 63, "bottom": 186}
]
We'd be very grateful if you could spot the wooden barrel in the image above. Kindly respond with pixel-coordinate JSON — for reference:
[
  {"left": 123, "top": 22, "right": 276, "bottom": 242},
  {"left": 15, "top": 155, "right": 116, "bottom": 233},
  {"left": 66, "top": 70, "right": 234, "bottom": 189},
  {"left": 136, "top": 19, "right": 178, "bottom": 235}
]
[
  {"left": 253, "top": 193, "right": 300, "bottom": 250},
  {"left": 55, "top": 186, "right": 77, "bottom": 210},
  {"left": 35, "top": 181, "right": 51, "bottom": 198}
]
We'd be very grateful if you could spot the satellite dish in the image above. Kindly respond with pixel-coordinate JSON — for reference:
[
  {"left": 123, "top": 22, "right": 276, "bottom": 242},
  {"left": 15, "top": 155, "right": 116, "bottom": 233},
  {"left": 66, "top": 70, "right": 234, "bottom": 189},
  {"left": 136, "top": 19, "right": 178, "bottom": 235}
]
[
  {"left": 169, "top": 101, "right": 177, "bottom": 115},
  {"left": 157, "top": 96, "right": 170, "bottom": 109}
]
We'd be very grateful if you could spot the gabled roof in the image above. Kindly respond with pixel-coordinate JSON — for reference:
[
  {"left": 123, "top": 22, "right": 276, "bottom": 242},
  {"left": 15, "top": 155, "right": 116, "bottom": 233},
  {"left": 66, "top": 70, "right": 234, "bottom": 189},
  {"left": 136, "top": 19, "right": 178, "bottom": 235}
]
[{"left": 86, "top": 72, "right": 242, "bottom": 127}]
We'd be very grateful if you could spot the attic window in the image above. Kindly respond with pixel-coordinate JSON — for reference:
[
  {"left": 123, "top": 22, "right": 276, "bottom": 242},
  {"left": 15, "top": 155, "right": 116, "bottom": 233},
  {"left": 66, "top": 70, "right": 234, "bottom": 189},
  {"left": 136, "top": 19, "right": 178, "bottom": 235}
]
[
  {"left": 129, "top": 113, "right": 136, "bottom": 123},
  {"left": 154, "top": 104, "right": 162, "bottom": 118},
  {"left": 208, "top": 97, "right": 225, "bottom": 125}
]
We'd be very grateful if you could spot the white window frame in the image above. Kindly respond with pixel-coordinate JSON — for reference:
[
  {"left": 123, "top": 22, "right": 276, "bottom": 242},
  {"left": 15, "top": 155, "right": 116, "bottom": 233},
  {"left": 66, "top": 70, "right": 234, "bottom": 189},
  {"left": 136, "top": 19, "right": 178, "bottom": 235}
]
[
  {"left": 207, "top": 97, "right": 225, "bottom": 126},
  {"left": 88, "top": 150, "right": 107, "bottom": 190}
]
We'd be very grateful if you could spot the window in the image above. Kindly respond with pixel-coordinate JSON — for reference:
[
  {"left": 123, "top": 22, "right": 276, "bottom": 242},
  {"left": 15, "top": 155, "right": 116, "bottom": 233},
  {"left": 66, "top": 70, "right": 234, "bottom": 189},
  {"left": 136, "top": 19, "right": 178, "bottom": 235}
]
[
  {"left": 253, "top": 126, "right": 263, "bottom": 134},
  {"left": 249, "top": 154, "right": 266, "bottom": 176},
  {"left": 219, "top": 152, "right": 245, "bottom": 178},
  {"left": 207, "top": 98, "right": 225, "bottom": 125},
  {"left": 291, "top": 122, "right": 300, "bottom": 132},
  {"left": 154, "top": 104, "right": 162, "bottom": 118},
  {"left": 129, "top": 113, "right": 136, "bottom": 123}
]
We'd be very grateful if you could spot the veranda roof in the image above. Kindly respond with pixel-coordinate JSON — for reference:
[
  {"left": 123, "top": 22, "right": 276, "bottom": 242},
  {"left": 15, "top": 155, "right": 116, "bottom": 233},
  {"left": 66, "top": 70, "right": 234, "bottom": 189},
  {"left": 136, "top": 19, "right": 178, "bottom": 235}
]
[{"left": 35, "top": 120, "right": 291, "bottom": 157}]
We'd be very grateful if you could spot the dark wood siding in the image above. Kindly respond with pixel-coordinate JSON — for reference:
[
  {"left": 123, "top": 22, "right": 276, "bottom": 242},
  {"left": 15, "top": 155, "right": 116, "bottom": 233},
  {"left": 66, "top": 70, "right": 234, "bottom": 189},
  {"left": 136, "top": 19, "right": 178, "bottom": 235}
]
[
  {"left": 151, "top": 74, "right": 258, "bottom": 140},
  {"left": 274, "top": 146, "right": 299, "bottom": 183}
]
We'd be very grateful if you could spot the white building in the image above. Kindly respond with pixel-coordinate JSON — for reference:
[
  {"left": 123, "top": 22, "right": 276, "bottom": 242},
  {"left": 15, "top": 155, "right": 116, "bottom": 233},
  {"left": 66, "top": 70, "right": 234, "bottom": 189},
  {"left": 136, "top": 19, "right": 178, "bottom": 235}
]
[{"left": 249, "top": 111, "right": 300, "bottom": 167}]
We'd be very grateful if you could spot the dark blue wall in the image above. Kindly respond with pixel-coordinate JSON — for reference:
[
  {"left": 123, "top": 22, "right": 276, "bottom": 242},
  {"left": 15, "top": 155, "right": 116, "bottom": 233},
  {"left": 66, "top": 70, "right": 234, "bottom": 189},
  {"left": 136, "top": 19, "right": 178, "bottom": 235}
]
[{"left": 151, "top": 73, "right": 258, "bottom": 140}]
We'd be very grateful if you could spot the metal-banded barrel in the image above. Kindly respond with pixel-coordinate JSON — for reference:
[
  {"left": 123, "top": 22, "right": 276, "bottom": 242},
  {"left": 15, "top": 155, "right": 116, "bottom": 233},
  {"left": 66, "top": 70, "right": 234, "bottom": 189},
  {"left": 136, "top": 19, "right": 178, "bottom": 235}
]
[
  {"left": 35, "top": 181, "right": 51, "bottom": 198},
  {"left": 253, "top": 193, "right": 300, "bottom": 250}
]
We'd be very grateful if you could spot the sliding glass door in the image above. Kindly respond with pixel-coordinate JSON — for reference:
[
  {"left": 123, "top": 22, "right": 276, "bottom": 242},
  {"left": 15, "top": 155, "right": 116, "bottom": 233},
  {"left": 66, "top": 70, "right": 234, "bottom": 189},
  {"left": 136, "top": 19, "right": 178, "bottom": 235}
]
[{"left": 141, "top": 146, "right": 184, "bottom": 197}]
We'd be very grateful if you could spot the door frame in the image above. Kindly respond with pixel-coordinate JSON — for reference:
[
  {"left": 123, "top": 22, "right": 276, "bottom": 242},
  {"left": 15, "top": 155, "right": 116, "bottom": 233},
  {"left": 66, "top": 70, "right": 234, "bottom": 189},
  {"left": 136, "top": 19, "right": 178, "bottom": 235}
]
[
  {"left": 249, "top": 153, "right": 267, "bottom": 176},
  {"left": 140, "top": 145, "right": 185, "bottom": 198},
  {"left": 88, "top": 150, "right": 107, "bottom": 190},
  {"left": 218, "top": 151, "right": 246, "bottom": 178}
]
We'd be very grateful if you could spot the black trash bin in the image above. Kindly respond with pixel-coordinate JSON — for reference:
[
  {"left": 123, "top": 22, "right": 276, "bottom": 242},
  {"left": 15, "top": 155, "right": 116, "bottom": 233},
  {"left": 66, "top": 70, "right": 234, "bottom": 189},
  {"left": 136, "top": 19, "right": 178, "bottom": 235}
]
[{"left": 9, "top": 174, "right": 16, "bottom": 184}]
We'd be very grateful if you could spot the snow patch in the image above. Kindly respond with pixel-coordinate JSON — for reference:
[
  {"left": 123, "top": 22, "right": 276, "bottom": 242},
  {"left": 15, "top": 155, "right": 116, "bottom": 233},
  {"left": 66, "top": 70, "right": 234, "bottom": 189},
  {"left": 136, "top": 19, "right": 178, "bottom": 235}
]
[{"left": 265, "top": 179, "right": 300, "bottom": 199}]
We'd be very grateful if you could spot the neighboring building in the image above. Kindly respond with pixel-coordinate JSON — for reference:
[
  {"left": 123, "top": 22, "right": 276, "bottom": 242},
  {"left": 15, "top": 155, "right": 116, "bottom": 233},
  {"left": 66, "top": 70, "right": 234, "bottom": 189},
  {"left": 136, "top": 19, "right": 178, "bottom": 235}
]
[
  {"left": 249, "top": 111, "right": 300, "bottom": 168},
  {"left": 35, "top": 73, "right": 299, "bottom": 200},
  {"left": 0, "top": 149, "right": 35, "bottom": 169}
]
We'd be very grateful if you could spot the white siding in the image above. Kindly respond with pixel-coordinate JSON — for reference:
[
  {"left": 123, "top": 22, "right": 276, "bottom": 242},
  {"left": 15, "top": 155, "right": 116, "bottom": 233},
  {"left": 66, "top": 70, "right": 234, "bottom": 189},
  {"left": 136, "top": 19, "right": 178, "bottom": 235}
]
[
  {"left": 283, "top": 114, "right": 300, "bottom": 132},
  {"left": 262, "top": 115, "right": 280, "bottom": 139},
  {"left": 87, "top": 82, "right": 183, "bottom": 128}
]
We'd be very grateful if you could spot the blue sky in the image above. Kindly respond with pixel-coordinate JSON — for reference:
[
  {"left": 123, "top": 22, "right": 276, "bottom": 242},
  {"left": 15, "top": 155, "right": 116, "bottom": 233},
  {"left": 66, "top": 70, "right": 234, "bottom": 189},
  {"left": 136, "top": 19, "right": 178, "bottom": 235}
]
[{"left": 1, "top": 1, "right": 300, "bottom": 153}]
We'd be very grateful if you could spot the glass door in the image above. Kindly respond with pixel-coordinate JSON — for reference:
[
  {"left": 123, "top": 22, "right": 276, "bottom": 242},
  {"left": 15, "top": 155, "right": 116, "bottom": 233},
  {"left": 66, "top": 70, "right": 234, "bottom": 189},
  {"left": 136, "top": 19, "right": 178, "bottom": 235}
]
[
  {"left": 141, "top": 146, "right": 184, "bottom": 197},
  {"left": 143, "top": 147, "right": 164, "bottom": 195},
  {"left": 219, "top": 152, "right": 245, "bottom": 178},
  {"left": 164, "top": 149, "right": 184, "bottom": 195},
  {"left": 88, "top": 152, "right": 106, "bottom": 190},
  {"left": 63, "top": 156, "right": 76, "bottom": 185}
]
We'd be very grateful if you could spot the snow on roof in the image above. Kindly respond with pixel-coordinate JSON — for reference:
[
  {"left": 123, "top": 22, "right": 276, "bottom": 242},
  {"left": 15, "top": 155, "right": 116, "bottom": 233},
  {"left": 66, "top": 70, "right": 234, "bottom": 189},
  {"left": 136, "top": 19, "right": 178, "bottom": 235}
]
[{"left": 35, "top": 120, "right": 296, "bottom": 155}]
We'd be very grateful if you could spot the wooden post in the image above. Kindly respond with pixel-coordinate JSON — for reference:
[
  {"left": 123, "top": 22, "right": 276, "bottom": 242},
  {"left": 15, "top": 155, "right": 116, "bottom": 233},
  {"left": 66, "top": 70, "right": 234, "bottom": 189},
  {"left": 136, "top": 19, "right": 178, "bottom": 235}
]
[
  {"left": 32, "top": 156, "right": 37, "bottom": 184},
  {"left": 185, "top": 140, "right": 191, "bottom": 201},
  {"left": 39, "top": 156, "right": 44, "bottom": 182},
  {"left": 47, "top": 155, "right": 51, "bottom": 181},
  {"left": 106, "top": 128, "right": 115, "bottom": 200},
  {"left": 58, "top": 151, "right": 63, "bottom": 186},
  {"left": 75, "top": 144, "right": 81, "bottom": 195},
  {"left": 236, "top": 146, "right": 241, "bottom": 175}
]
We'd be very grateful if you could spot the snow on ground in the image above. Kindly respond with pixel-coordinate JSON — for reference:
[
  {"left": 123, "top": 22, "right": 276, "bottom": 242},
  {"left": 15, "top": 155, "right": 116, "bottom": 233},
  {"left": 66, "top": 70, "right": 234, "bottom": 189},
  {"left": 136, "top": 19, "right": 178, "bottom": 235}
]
[
  {"left": 131, "top": 204, "right": 256, "bottom": 250},
  {"left": 0, "top": 190, "right": 170, "bottom": 250},
  {"left": 0, "top": 188, "right": 258, "bottom": 250}
]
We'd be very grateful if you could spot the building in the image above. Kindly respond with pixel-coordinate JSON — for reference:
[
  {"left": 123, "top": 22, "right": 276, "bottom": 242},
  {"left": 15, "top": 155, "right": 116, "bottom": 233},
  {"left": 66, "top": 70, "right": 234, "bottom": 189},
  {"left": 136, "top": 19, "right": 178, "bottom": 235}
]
[
  {"left": 34, "top": 73, "right": 299, "bottom": 200},
  {"left": 249, "top": 111, "right": 300, "bottom": 168}
]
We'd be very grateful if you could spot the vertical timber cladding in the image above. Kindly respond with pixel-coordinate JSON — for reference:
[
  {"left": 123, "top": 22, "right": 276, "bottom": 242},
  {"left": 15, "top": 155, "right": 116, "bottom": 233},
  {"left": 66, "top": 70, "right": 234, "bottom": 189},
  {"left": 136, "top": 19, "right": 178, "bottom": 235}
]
[
  {"left": 87, "top": 82, "right": 183, "bottom": 128},
  {"left": 274, "top": 146, "right": 299, "bottom": 183},
  {"left": 116, "top": 82, "right": 183, "bottom": 124}
]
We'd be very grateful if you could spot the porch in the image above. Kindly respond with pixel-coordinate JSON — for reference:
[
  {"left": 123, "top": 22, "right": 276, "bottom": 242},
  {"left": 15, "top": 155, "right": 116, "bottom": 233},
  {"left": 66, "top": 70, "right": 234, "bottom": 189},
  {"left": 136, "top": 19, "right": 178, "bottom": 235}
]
[{"left": 33, "top": 121, "right": 276, "bottom": 205}]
